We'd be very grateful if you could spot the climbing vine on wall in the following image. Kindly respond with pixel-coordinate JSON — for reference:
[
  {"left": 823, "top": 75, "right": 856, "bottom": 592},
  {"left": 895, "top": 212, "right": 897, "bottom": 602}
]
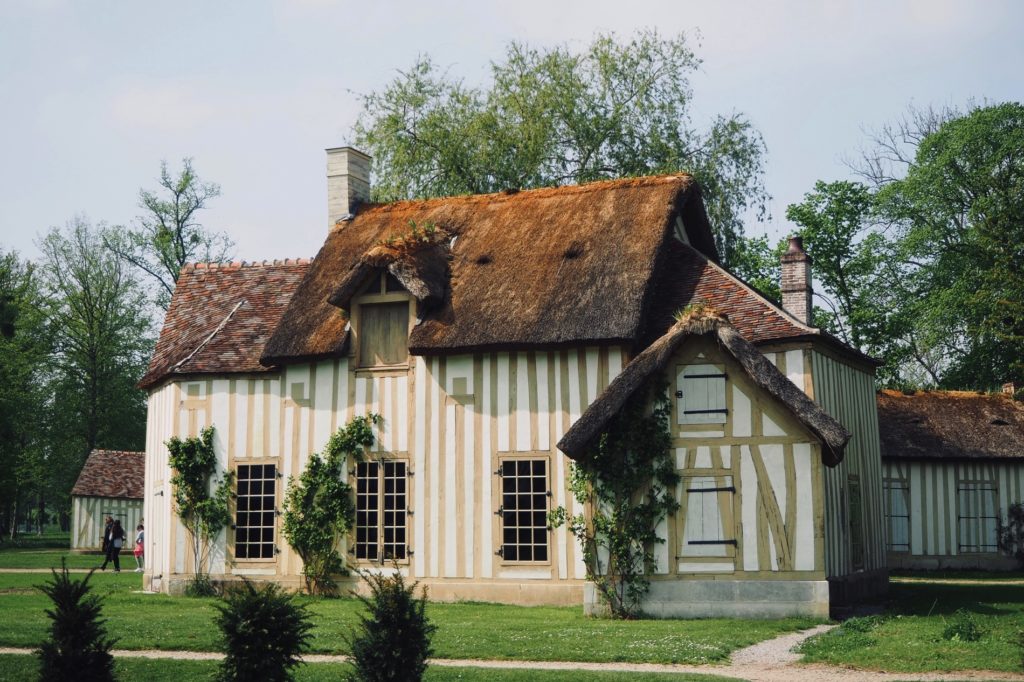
[
  {"left": 167, "top": 426, "right": 234, "bottom": 595},
  {"left": 282, "top": 414, "right": 380, "bottom": 595},
  {"left": 549, "top": 379, "right": 677, "bottom": 618}
]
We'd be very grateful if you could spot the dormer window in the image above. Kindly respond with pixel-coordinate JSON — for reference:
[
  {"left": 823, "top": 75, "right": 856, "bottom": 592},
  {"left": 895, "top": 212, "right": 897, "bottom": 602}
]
[{"left": 355, "top": 272, "right": 411, "bottom": 368}]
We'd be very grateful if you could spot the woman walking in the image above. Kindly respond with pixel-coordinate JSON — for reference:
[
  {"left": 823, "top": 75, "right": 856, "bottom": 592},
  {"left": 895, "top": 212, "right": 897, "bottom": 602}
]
[
  {"left": 99, "top": 516, "right": 114, "bottom": 570},
  {"left": 108, "top": 519, "right": 126, "bottom": 573}
]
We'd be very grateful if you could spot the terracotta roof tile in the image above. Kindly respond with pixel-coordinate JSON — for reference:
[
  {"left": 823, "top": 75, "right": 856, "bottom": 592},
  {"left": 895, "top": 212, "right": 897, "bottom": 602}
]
[
  {"left": 71, "top": 450, "right": 145, "bottom": 499},
  {"left": 140, "top": 260, "right": 310, "bottom": 389}
]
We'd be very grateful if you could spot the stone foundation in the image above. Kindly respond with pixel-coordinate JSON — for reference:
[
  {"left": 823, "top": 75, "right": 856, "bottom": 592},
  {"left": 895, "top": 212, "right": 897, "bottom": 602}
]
[{"left": 585, "top": 579, "right": 831, "bottom": 619}]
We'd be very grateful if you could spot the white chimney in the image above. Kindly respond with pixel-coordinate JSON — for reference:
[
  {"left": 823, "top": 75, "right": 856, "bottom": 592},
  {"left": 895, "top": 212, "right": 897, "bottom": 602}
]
[
  {"left": 780, "top": 235, "right": 813, "bottom": 325},
  {"left": 326, "top": 147, "right": 371, "bottom": 230}
]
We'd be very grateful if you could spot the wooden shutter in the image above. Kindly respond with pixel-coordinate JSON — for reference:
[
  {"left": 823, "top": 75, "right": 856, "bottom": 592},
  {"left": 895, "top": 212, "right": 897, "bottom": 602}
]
[
  {"left": 677, "top": 364, "right": 727, "bottom": 425},
  {"left": 680, "top": 475, "right": 735, "bottom": 557},
  {"left": 359, "top": 302, "right": 409, "bottom": 366}
]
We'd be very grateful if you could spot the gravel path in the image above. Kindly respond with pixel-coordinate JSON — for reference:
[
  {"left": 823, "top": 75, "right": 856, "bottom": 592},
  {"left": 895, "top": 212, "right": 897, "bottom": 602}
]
[{"left": 6, "top": 634, "right": 1024, "bottom": 682}]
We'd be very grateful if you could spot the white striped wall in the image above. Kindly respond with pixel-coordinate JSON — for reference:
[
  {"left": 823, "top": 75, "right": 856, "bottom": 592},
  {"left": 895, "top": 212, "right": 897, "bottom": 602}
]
[
  {"left": 71, "top": 496, "right": 143, "bottom": 551},
  {"left": 808, "top": 350, "right": 886, "bottom": 578},
  {"left": 883, "top": 459, "right": 1024, "bottom": 560},
  {"left": 144, "top": 346, "right": 625, "bottom": 589}
]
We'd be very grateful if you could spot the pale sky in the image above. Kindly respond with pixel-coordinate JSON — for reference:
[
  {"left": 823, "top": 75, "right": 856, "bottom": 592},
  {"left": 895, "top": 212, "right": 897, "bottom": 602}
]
[{"left": 1, "top": 0, "right": 1021, "bottom": 263}]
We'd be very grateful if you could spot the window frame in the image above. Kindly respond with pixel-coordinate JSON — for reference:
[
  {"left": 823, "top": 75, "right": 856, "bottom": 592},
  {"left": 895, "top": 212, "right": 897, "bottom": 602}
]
[
  {"left": 676, "top": 468, "right": 737, "bottom": 561},
  {"left": 351, "top": 271, "right": 413, "bottom": 370},
  {"left": 956, "top": 478, "right": 1000, "bottom": 554},
  {"left": 495, "top": 453, "right": 552, "bottom": 566},
  {"left": 233, "top": 462, "right": 278, "bottom": 563},
  {"left": 352, "top": 454, "right": 411, "bottom": 565},
  {"left": 882, "top": 478, "right": 910, "bottom": 553},
  {"left": 676, "top": 363, "right": 728, "bottom": 425}
]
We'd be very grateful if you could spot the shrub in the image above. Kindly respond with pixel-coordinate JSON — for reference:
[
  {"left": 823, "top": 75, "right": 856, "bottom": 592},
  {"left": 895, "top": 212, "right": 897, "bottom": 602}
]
[
  {"left": 184, "top": 574, "right": 219, "bottom": 598},
  {"left": 36, "top": 561, "right": 116, "bottom": 682},
  {"left": 347, "top": 569, "right": 436, "bottom": 682},
  {"left": 214, "top": 580, "right": 313, "bottom": 682},
  {"left": 942, "top": 608, "right": 985, "bottom": 642}
]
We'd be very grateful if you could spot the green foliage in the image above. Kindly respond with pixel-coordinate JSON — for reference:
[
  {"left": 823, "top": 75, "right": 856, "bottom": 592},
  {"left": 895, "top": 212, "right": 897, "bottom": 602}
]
[
  {"left": 997, "top": 503, "right": 1024, "bottom": 566},
  {"left": 549, "top": 380, "right": 677, "bottom": 618},
  {"left": 282, "top": 415, "right": 380, "bottom": 595},
  {"left": 354, "top": 30, "right": 769, "bottom": 266},
  {"left": 346, "top": 569, "right": 436, "bottom": 682},
  {"left": 942, "top": 608, "right": 986, "bottom": 642},
  {"left": 35, "top": 561, "right": 116, "bottom": 682},
  {"left": 167, "top": 426, "right": 234, "bottom": 588},
  {"left": 214, "top": 580, "right": 313, "bottom": 682},
  {"left": 793, "top": 102, "right": 1024, "bottom": 389},
  {"left": 104, "top": 158, "right": 233, "bottom": 309}
]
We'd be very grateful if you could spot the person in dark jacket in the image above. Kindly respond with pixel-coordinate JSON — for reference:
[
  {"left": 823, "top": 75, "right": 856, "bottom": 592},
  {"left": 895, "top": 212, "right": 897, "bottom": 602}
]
[
  {"left": 105, "top": 520, "right": 126, "bottom": 573},
  {"left": 99, "top": 516, "right": 114, "bottom": 570}
]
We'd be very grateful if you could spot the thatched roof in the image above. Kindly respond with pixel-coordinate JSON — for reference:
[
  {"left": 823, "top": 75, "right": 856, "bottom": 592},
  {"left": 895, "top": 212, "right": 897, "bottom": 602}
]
[
  {"left": 328, "top": 240, "right": 450, "bottom": 313},
  {"left": 71, "top": 450, "right": 145, "bottom": 500},
  {"left": 558, "top": 307, "right": 851, "bottom": 467},
  {"left": 139, "top": 260, "right": 309, "bottom": 389},
  {"left": 260, "top": 174, "right": 718, "bottom": 364},
  {"left": 878, "top": 389, "right": 1024, "bottom": 461}
]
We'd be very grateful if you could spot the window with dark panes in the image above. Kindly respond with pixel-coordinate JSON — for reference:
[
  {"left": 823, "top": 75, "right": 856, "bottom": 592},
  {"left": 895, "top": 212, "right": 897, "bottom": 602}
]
[
  {"left": 883, "top": 480, "right": 910, "bottom": 551},
  {"left": 499, "top": 459, "right": 549, "bottom": 562},
  {"left": 355, "top": 460, "right": 408, "bottom": 561},
  {"left": 235, "top": 464, "right": 276, "bottom": 560},
  {"left": 958, "top": 481, "right": 999, "bottom": 552}
]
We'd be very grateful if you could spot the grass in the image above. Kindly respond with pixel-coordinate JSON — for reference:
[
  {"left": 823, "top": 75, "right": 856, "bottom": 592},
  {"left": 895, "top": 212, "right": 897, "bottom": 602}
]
[
  {"left": 799, "top": 579, "right": 1024, "bottom": 672},
  {"left": 0, "top": 571, "right": 817, "bottom": 665},
  {"left": 0, "top": 655, "right": 743, "bottom": 682},
  {"left": 0, "top": 548, "right": 102, "bottom": 570}
]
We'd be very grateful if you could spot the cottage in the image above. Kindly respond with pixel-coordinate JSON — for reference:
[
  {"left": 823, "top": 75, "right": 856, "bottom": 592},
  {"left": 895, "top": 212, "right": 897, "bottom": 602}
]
[
  {"left": 879, "top": 388, "right": 1024, "bottom": 570},
  {"left": 70, "top": 449, "right": 144, "bottom": 551},
  {"left": 140, "top": 147, "right": 886, "bottom": 616}
]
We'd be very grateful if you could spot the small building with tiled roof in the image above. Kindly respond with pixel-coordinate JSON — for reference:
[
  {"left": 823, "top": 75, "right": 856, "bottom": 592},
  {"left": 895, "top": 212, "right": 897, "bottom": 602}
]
[
  {"left": 879, "top": 387, "right": 1024, "bottom": 570},
  {"left": 140, "top": 147, "right": 887, "bottom": 616},
  {"left": 71, "top": 449, "right": 145, "bottom": 551}
]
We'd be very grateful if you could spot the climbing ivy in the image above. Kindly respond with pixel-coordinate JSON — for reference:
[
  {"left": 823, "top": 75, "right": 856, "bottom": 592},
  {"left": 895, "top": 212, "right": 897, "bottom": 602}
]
[
  {"left": 549, "top": 379, "right": 677, "bottom": 618},
  {"left": 167, "top": 426, "right": 234, "bottom": 595},
  {"left": 282, "top": 414, "right": 380, "bottom": 595}
]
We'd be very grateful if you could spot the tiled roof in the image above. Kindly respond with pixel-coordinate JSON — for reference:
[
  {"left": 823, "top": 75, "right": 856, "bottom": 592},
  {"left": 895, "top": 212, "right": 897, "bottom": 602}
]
[
  {"left": 71, "top": 450, "right": 145, "bottom": 499},
  {"left": 139, "top": 260, "right": 310, "bottom": 389},
  {"left": 878, "top": 389, "right": 1024, "bottom": 461}
]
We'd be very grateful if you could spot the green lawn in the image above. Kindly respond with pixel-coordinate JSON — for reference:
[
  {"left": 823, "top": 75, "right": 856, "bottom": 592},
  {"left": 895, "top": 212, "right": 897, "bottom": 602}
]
[
  {"left": 0, "top": 548, "right": 101, "bottom": 570},
  {"left": 0, "top": 571, "right": 817, "bottom": 665},
  {"left": 798, "top": 579, "right": 1024, "bottom": 672},
  {"left": 0, "top": 655, "right": 742, "bottom": 682}
]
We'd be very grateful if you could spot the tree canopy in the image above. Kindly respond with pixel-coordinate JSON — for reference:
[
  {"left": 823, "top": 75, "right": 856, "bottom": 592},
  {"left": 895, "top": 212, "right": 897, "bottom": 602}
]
[{"left": 354, "top": 31, "right": 769, "bottom": 265}]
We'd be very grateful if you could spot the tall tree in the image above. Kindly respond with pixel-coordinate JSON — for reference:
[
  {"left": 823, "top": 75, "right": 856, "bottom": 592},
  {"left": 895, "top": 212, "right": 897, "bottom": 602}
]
[
  {"left": 38, "top": 218, "right": 153, "bottom": 503},
  {"left": 0, "top": 249, "right": 50, "bottom": 537},
  {"left": 354, "top": 31, "right": 769, "bottom": 265},
  {"left": 105, "top": 159, "right": 233, "bottom": 309}
]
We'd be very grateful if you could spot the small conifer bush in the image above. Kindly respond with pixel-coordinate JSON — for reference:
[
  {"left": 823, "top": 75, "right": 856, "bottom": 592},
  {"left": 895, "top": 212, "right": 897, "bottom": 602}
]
[
  {"left": 214, "top": 580, "right": 313, "bottom": 682},
  {"left": 347, "top": 569, "right": 436, "bottom": 682},
  {"left": 36, "top": 561, "right": 116, "bottom": 682}
]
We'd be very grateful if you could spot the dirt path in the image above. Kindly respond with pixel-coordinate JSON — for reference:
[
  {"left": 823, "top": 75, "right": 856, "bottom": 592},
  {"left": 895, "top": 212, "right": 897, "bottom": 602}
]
[{"left": 5, "top": 628, "right": 1024, "bottom": 682}]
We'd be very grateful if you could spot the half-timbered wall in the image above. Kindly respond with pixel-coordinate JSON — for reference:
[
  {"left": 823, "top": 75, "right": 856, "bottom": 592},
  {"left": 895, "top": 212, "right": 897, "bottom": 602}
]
[
  {"left": 882, "top": 459, "right": 1024, "bottom": 569},
  {"left": 656, "top": 337, "right": 826, "bottom": 582},
  {"left": 144, "top": 346, "right": 626, "bottom": 599},
  {"left": 71, "top": 496, "right": 143, "bottom": 551}
]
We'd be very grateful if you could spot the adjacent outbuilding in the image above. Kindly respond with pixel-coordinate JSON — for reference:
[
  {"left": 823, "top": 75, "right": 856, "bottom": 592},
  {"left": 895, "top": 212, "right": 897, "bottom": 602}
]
[
  {"left": 70, "top": 449, "right": 145, "bottom": 551},
  {"left": 879, "top": 387, "right": 1024, "bottom": 570}
]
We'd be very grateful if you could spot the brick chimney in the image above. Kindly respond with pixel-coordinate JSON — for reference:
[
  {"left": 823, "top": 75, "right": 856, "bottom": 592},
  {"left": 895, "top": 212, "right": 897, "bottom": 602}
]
[
  {"left": 780, "top": 235, "right": 813, "bottom": 325},
  {"left": 326, "top": 147, "right": 371, "bottom": 230}
]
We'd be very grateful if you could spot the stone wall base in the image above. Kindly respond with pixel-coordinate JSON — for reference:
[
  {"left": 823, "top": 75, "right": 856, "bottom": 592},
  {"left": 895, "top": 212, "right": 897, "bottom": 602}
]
[
  {"left": 887, "top": 552, "right": 1019, "bottom": 571},
  {"left": 585, "top": 579, "right": 831, "bottom": 619}
]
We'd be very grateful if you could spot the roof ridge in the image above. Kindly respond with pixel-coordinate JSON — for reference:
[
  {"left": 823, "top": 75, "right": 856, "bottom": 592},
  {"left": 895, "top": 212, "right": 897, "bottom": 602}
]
[
  {"left": 354, "top": 174, "right": 694, "bottom": 217},
  {"left": 881, "top": 388, "right": 1018, "bottom": 400},
  {"left": 89, "top": 449, "right": 145, "bottom": 456},
  {"left": 182, "top": 258, "right": 312, "bottom": 272},
  {"left": 171, "top": 299, "right": 246, "bottom": 372}
]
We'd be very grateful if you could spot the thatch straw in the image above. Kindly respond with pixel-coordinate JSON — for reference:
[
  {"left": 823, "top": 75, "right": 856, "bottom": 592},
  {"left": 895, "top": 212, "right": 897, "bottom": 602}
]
[
  {"left": 261, "top": 174, "right": 715, "bottom": 364},
  {"left": 558, "top": 306, "right": 851, "bottom": 467},
  {"left": 878, "top": 389, "right": 1024, "bottom": 461}
]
